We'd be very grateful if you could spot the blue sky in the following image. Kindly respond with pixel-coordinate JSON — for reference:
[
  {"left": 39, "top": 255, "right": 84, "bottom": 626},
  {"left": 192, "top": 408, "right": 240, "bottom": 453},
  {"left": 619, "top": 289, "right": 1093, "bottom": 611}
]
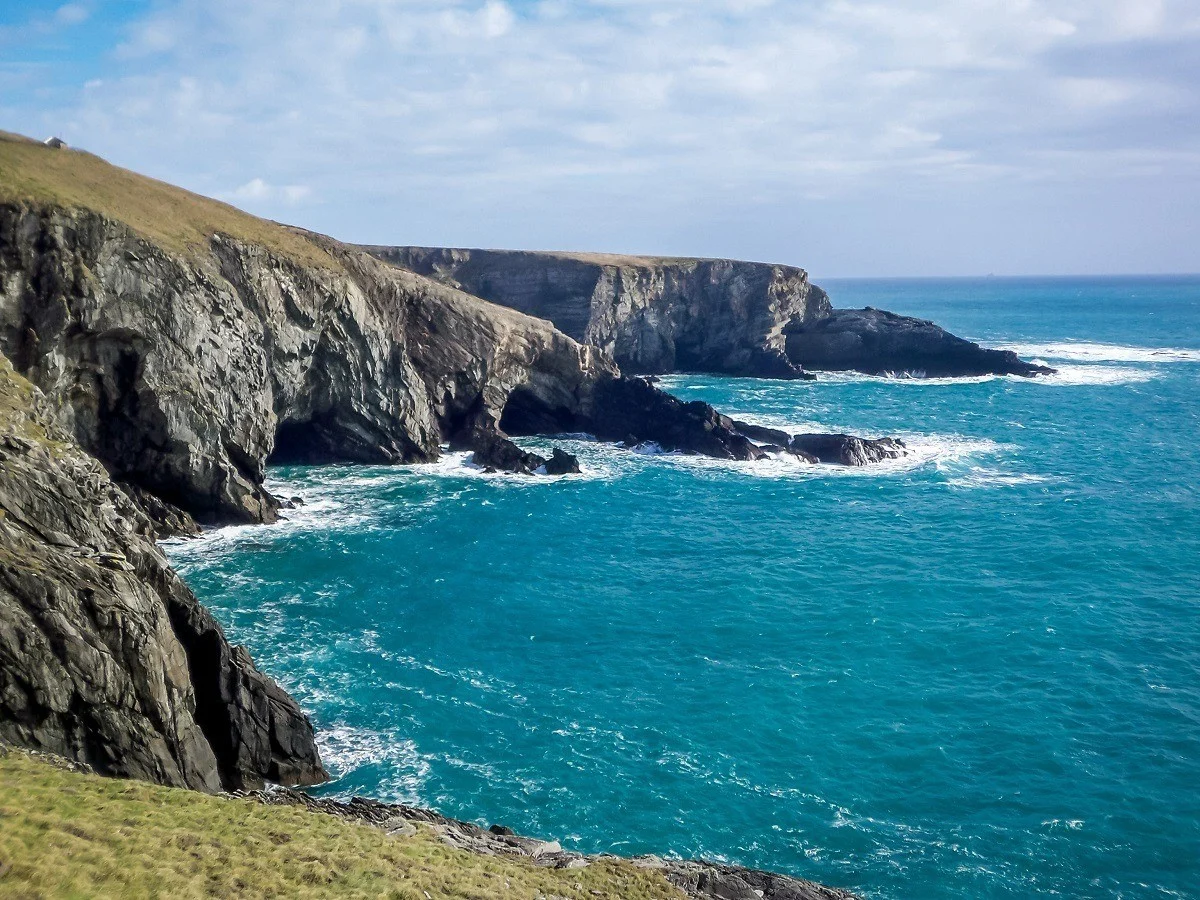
[{"left": 3, "top": 0, "right": 1198, "bottom": 276}]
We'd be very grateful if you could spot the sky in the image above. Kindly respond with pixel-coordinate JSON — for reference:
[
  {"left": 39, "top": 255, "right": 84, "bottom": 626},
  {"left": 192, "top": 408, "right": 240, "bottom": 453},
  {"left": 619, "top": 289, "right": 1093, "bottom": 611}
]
[{"left": 2, "top": 0, "right": 1198, "bottom": 277}]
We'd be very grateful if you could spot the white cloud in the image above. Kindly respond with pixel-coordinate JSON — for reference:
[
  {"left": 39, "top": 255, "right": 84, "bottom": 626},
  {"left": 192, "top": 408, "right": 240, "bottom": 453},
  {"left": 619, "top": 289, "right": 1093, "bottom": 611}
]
[
  {"left": 9, "top": 0, "right": 1200, "bottom": 272},
  {"left": 54, "top": 4, "right": 90, "bottom": 27},
  {"left": 227, "top": 178, "right": 311, "bottom": 205}
]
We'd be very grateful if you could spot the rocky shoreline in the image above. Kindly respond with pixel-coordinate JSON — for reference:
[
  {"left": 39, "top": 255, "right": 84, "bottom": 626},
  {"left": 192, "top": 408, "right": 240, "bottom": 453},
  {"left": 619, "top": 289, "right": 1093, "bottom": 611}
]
[{"left": 241, "top": 786, "right": 859, "bottom": 900}]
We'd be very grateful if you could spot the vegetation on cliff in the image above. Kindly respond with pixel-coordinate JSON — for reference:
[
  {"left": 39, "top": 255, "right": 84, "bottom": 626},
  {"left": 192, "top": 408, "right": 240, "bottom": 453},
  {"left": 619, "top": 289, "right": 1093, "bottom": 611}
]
[
  {"left": 0, "top": 747, "right": 682, "bottom": 900},
  {"left": 0, "top": 130, "right": 333, "bottom": 267}
]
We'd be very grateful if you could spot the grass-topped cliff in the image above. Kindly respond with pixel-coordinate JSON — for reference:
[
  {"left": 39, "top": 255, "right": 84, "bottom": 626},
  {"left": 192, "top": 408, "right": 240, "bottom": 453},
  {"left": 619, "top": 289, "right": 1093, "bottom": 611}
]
[
  {"left": 0, "top": 747, "right": 681, "bottom": 900},
  {"left": 0, "top": 130, "right": 333, "bottom": 267}
]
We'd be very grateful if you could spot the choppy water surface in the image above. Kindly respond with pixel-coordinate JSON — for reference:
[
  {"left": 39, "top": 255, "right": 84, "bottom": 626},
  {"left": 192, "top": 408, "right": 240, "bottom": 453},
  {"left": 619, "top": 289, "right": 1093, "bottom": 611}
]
[{"left": 166, "top": 277, "right": 1200, "bottom": 899}]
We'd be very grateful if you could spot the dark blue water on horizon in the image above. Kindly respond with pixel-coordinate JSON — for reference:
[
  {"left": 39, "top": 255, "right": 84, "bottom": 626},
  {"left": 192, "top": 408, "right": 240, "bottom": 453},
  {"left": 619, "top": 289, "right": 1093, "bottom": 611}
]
[{"left": 166, "top": 276, "right": 1200, "bottom": 899}]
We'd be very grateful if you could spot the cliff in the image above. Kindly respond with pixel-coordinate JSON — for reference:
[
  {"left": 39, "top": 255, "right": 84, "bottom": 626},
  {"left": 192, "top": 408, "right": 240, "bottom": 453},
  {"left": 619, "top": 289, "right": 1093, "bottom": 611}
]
[
  {"left": 367, "top": 246, "right": 830, "bottom": 378},
  {"left": 368, "top": 246, "right": 1052, "bottom": 379},
  {"left": 0, "top": 357, "right": 323, "bottom": 791}
]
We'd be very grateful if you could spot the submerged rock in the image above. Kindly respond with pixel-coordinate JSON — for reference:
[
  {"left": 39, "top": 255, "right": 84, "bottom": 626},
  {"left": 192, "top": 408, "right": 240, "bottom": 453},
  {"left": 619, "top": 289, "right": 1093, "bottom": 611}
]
[{"left": 785, "top": 308, "right": 1055, "bottom": 378}]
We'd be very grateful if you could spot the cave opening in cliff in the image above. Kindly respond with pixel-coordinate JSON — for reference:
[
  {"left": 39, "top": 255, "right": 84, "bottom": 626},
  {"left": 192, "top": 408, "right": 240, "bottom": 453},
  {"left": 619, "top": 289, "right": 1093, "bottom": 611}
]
[
  {"left": 269, "top": 416, "right": 339, "bottom": 465},
  {"left": 498, "top": 387, "right": 579, "bottom": 436}
]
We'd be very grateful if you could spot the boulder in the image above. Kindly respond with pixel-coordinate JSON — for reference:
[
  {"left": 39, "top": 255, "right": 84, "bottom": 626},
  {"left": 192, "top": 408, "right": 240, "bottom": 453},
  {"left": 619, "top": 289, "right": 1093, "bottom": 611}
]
[{"left": 543, "top": 448, "right": 581, "bottom": 475}]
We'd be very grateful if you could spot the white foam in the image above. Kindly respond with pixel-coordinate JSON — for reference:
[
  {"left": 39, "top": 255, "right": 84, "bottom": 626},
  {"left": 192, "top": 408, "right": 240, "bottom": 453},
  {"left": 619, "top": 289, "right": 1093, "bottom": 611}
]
[
  {"left": 794, "top": 364, "right": 1155, "bottom": 387},
  {"left": 160, "top": 432, "right": 1029, "bottom": 562},
  {"left": 944, "top": 468, "right": 1057, "bottom": 489},
  {"left": 619, "top": 432, "right": 1008, "bottom": 481},
  {"left": 990, "top": 340, "right": 1200, "bottom": 364},
  {"left": 1037, "top": 363, "right": 1155, "bottom": 386},
  {"left": 795, "top": 371, "right": 1002, "bottom": 387},
  {"left": 316, "top": 724, "right": 429, "bottom": 803}
]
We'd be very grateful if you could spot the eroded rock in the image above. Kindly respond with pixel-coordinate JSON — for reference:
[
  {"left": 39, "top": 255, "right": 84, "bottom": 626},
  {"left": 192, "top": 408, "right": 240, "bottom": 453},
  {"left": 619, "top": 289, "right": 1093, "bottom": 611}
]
[
  {"left": 0, "top": 356, "right": 325, "bottom": 792},
  {"left": 366, "top": 247, "right": 830, "bottom": 378},
  {"left": 785, "top": 308, "right": 1055, "bottom": 378}
]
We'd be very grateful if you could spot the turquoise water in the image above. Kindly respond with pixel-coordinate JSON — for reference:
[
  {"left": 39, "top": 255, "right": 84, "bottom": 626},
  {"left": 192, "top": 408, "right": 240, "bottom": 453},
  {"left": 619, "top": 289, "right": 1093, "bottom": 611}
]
[{"left": 166, "top": 277, "right": 1200, "bottom": 899}]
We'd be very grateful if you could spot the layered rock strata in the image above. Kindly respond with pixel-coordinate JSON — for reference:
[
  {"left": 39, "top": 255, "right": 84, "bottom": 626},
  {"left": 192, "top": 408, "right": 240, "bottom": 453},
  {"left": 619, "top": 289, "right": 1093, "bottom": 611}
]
[
  {"left": 368, "top": 246, "right": 1052, "bottom": 380},
  {"left": 367, "top": 246, "right": 828, "bottom": 378},
  {"left": 0, "top": 357, "right": 324, "bottom": 791}
]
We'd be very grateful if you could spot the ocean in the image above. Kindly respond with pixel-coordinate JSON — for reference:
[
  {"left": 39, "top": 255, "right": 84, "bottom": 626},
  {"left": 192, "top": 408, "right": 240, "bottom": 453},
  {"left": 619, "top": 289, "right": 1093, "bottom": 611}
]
[{"left": 165, "top": 276, "right": 1200, "bottom": 899}]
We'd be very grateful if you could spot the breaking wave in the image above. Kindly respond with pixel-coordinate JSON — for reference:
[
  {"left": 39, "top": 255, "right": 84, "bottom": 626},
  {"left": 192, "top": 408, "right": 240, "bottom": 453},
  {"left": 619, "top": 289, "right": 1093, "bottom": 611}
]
[{"left": 990, "top": 340, "right": 1200, "bottom": 364}]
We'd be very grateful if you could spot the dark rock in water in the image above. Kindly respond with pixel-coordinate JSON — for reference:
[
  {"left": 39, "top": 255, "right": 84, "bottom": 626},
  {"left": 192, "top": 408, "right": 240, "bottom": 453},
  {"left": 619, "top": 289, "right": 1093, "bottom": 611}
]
[
  {"left": 543, "top": 448, "right": 581, "bottom": 475},
  {"left": 789, "top": 446, "right": 820, "bottom": 464},
  {"left": 790, "top": 433, "right": 906, "bottom": 466},
  {"left": 731, "top": 419, "right": 794, "bottom": 448},
  {"left": 731, "top": 418, "right": 903, "bottom": 467},
  {"left": 785, "top": 308, "right": 1055, "bottom": 378},
  {"left": 500, "top": 374, "right": 765, "bottom": 461},
  {"left": 0, "top": 358, "right": 326, "bottom": 792},
  {"left": 581, "top": 376, "right": 765, "bottom": 461},
  {"left": 459, "top": 429, "right": 547, "bottom": 475}
]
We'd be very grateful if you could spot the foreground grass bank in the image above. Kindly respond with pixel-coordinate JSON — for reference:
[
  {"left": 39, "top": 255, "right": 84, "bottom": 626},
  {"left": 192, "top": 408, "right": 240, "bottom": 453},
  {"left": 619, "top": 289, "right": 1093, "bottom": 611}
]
[{"left": 0, "top": 748, "right": 681, "bottom": 899}]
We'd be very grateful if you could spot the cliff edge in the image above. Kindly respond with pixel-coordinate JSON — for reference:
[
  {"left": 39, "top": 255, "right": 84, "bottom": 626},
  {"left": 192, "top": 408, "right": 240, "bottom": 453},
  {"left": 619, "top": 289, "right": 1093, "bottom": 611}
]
[{"left": 369, "top": 246, "right": 1052, "bottom": 379}]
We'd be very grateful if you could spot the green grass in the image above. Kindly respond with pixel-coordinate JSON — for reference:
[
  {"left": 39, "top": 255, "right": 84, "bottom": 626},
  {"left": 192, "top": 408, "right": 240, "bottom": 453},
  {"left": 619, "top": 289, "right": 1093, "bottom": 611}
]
[
  {"left": 0, "top": 748, "right": 683, "bottom": 900},
  {"left": 0, "top": 130, "right": 335, "bottom": 268}
]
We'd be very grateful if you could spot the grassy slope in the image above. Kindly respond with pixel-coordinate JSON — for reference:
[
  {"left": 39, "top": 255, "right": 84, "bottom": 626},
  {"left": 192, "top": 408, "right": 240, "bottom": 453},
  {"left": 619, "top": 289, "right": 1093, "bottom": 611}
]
[
  {"left": 0, "top": 130, "right": 334, "bottom": 268},
  {"left": 0, "top": 748, "right": 682, "bottom": 900}
]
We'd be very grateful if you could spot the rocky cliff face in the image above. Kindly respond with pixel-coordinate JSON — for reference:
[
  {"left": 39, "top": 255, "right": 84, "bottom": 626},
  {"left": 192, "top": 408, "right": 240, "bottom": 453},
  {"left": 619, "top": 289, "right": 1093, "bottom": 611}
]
[
  {"left": 0, "top": 206, "right": 619, "bottom": 526},
  {"left": 369, "top": 246, "right": 1053, "bottom": 380},
  {"left": 0, "top": 356, "right": 324, "bottom": 791},
  {"left": 367, "top": 247, "right": 831, "bottom": 378}
]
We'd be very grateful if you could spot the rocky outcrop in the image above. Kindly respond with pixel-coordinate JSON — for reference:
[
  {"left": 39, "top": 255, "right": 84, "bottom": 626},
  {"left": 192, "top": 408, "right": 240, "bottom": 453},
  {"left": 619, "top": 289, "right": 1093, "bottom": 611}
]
[
  {"left": 501, "top": 374, "right": 767, "bottom": 461},
  {"left": 0, "top": 356, "right": 325, "bottom": 791},
  {"left": 729, "top": 419, "right": 905, "bottom": 465},
  {"left": 789, "top": 433, "right": 906, "bottom": 466},
  {"left": 367, "top": 247, "right": 829, "bottom": 378},
  {"left": 0, "top": 202, "right": 625, "bottom": 525},
  {"left": 784, "top": 308, "right": 1055, "bottom": 378},
  {"left": 368, "top": 246, "right": 1052, "bottom": 380},
  {"left": 244, "top": 786, "right": 859, "bottom": 900}
]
